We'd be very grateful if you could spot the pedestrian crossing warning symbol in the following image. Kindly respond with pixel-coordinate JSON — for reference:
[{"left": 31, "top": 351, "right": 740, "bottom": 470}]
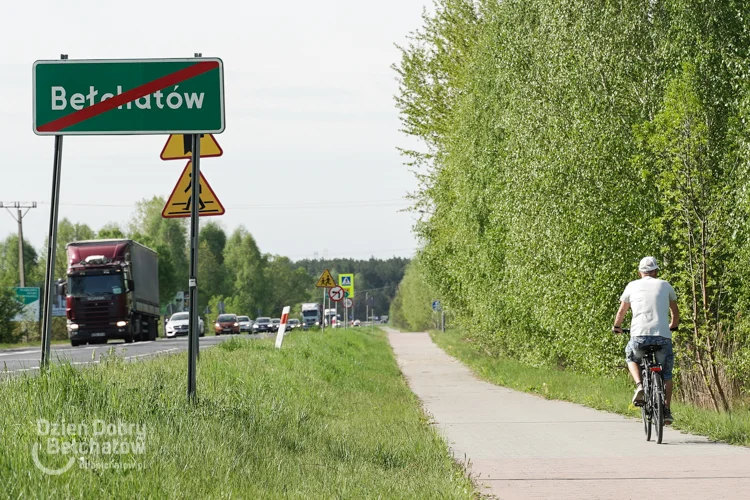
[
  {"left": 160, "top": 134, "right": 224, "bottom": 160},
  {"left": 340, "top": 276, "right": 352, "bottom": 286},
  {"left": 316, "top": 269, "right": 336, "bottom": 288},
  {"left": 162, "top": 161, "right": 225, "bottom": 218}
]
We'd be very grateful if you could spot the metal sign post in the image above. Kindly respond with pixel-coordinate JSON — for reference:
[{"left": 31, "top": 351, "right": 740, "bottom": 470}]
[
  {"left": 187, "top": 129, "right": 201, "bottom": 400},
  {"left": 40, "top": 54, "right": 68, "bottom": 368}
]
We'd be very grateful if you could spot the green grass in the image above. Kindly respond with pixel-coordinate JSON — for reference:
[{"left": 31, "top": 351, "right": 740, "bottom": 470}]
[
  {"left": 0, "top": 330, "right": 475, "bottom": 499},
  {"left": 432, "top": 329, "right": 750, "bottom": 447}
]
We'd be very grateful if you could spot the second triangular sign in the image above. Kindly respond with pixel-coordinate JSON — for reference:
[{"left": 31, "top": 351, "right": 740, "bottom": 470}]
[{"left": 162, "top": 162, "right": 225, "bottom": 218}]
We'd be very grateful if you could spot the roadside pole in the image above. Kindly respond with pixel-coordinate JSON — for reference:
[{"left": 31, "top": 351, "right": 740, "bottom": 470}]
[
  {"left": 187, "top": 132, "right": 201, "bottom": 400},
  {"left": 40, "top": 55, "right": 67, "bottom": 368},
  {"left": 442, "top": 310, "right": 445, "bottom": 332}
]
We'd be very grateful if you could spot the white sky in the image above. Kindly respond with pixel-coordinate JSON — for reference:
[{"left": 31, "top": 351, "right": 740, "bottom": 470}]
[{"left": 0, "top": 0, "right": 428, "bottom": 260}]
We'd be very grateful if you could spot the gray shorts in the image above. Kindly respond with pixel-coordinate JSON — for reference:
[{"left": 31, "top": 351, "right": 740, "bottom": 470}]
[{"left": 625, "top": 336, "right": 674, "bottom": 381}]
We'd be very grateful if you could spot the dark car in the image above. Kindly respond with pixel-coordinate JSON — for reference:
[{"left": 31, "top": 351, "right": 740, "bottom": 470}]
[
  {"left": 215, "top": 314, "right": 240, "bottom": 335},
  {"left": 287, "top": 319, "right": 301, "bottom": 330},
  {"left": 253, "top": 317, "right": 273, "bottom": 334},
  {"left": 271, "top": 318, "right": 281, "bottom": 332}
]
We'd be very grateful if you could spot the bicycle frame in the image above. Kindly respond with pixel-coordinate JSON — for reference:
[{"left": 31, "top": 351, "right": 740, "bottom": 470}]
[{"left": 638, "top": 348, "right": 666, "bottom": 443}]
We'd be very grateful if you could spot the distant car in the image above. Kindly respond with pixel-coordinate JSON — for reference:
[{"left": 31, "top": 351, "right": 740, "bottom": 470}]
[
  {"left": 215, "top": 314, "right": 240, "bottom": 335},
  {"left": 353, "top": 319, "right": 361, "bottom": 327},
  {"left": 271, "top": 318, "right": 281, "bottom": 331},
  {"left": 238, "top": 316, "right": 253, "bottom": 333},
  {"left": 166, "top": 312, "right": 204, "bottom": 338},
  {"left": 253, "top": 317, "right": 273, "bottom": 334},
  {"left": 287, "top": 319, "right": 301, "bottom": 330}
]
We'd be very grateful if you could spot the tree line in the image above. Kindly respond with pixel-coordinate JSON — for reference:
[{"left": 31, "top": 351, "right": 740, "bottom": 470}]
[
  {"left": 395, "top": 0, "right": 750, "bottom": 410},
  {"left": 0, "top": 195, "right": 409, "bottom": 342}
]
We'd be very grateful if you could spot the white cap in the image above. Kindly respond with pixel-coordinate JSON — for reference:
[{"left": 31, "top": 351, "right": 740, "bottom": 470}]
[{"left": 638, "top": 256, "right": 659, "bottom": 272}]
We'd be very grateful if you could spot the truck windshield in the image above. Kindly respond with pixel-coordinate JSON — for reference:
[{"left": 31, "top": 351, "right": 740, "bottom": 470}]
[
  {"left": 68, "top": 274, "right": 124, "bottom": 297},
  {"left": 302, "top": 310, "right": 319, "bottom": 317}
]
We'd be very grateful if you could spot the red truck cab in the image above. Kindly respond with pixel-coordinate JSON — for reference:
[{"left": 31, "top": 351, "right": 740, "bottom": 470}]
[{"left": 64, "top": 239, "right": 159, "bottom": 346}]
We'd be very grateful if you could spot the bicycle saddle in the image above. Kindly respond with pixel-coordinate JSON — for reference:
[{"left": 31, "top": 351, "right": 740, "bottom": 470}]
[{"left": 642, "top": 345, "right": 663, "bottom": 353}]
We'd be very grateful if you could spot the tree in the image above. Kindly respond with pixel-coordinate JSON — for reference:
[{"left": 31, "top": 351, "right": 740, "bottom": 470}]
[
  {"left": 263, "top": 256, "right": 311, "bottom": 315},
  {"left": 223, "top": 227, "right": 266, "bottom": 317},
  {"left": 633, "top": 65, "right": 743, "bottom": 411},
  {"left": 0, "top": 235, "right": 42, "bottom": 288},
  {"left": 0, "top": 287, "right": 23, "bottom": 343},
  {"left": 97, "top": 222, "right": 125, "bottom": 239}
]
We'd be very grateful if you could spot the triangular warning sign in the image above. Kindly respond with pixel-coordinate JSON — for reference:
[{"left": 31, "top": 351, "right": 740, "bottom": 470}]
[
  {"left": 160, "top": 134, "right": 224, "bottom": 160},
  {"left": 162, "top": 161, "right": 225, "bottom": 218},
  {"left": 316, "top": 269, "right": 336, "bottom": 288}
]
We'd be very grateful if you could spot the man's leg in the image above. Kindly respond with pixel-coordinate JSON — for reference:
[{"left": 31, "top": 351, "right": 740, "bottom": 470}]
[
  {"left": 627, "top": 361, "right": 642, "bottom": 384},
  {"left": 626, "top": 339, "right": 645, "bottom": 404}
]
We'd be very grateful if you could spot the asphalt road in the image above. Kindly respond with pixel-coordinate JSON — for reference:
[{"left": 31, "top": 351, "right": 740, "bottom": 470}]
[
  {"left": 0, "top": 334, "right": 268, "bottom": 377},
  {"left": 388, "top": 329, "right": 750, "bottom": 500}
]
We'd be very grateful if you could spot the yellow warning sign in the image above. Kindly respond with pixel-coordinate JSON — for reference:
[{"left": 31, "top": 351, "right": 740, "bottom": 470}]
[
  {"left": 160, "top": 134, "right": 224, "bottom": 161},
  {"left": 316, "top": 269, "right": 336, "bottom": 288},
  {"left": 162, "top": 162, "right": 225, "bottom": 219}
]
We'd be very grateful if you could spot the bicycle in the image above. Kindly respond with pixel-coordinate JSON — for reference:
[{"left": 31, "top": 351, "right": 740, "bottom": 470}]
[{"left": 620, "top": 328, "right": 668, "bottom": 444}]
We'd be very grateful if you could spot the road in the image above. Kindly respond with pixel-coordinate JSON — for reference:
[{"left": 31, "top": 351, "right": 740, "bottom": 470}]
[
  {"left": 0, "top": 334, "right": 267, "bottom": 377},
  {"left": 387, "top": 329, "right": 750, "bottom": 500}
]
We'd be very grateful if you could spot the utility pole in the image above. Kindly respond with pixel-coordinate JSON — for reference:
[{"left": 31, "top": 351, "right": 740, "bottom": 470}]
[{"left": 0, "top": 202, "right": 37, "bottom": 287}]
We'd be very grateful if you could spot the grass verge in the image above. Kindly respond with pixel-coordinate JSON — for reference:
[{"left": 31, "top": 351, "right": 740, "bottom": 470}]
[
  {"left": 431, "top": 329, "right": 750, "bottom": 447},
  {"left": 0, "top": 329, "right": 475, "bottom": 499}
]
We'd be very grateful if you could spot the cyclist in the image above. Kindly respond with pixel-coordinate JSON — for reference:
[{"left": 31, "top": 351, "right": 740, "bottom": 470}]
[{"left": 612, "top": 256, "right": 679, "bottom": 424}]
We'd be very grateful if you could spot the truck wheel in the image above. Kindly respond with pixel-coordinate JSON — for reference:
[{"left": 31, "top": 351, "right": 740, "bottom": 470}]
[{"left": 71, "top": 339, "right": 82, "bottom": 347}]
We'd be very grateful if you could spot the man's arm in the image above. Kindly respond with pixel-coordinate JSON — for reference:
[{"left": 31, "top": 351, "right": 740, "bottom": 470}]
[
  {"left": 613, "top": 301, "right": 630, "bottom": 333},
  {"left": 669, "top": 300, "right": 680, "bottom": 330}
]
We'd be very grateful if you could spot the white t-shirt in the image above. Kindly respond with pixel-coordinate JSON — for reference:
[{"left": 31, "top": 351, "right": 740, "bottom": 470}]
[{"left": 620, "top": 276, "right": 677, "bottom": 338}]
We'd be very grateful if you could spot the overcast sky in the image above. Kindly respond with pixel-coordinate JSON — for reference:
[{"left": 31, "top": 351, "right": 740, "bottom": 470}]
[{"left": 1, "top": 0, "right": 428, "bottom": 261}]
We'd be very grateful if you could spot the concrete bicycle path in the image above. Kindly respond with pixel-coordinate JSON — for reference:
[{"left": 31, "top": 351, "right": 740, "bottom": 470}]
[{"left": 387, "top": 329, "right": 750, "bottom": 500}]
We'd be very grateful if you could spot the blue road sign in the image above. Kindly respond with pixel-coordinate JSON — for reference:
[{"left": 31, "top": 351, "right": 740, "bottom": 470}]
[{"left": 432, "top": 300, "right": 441, "bottom": 311}]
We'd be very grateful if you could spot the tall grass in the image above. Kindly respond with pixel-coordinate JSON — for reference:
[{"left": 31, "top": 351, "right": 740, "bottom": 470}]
[{"left": 0, "top": 331, "right": 475, "bottom": 498}]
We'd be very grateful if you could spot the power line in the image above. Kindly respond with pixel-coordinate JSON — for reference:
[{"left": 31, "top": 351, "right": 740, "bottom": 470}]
[{"left": 37, "top": 199, "right": 408, "bottom": 210}]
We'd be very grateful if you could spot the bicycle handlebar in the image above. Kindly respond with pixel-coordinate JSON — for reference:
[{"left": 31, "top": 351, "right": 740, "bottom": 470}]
[{"left": 612, "top": 326, "right": 678, "bottom": 333}]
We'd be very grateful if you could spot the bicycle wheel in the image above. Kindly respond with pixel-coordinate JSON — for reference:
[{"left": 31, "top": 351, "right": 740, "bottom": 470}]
[
  {"left": 653, "top": 371, "right": 665, "bottom": 444},
  {"left": 640, "top": 368, "right": 651, "bottom": 441}
]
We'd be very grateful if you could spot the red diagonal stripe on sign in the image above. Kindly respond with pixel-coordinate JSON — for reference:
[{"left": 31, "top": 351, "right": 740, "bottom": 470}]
[
  {"left": 281, "top": 313, "right": 289, "bottom": 325},
  {"left": 37, "top": 61, "right": 220, "bottom": 133}
]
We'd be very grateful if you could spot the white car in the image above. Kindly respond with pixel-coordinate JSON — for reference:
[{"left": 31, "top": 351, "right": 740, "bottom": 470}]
[
  {"left": 165, "top": 312, "right": 204, "bottom": 338},
  {"left": 238, "top": 316, "right": 253, "bottom": 333}
]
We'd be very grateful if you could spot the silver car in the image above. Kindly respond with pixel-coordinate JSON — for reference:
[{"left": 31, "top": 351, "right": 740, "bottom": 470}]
[{"left": 238, "top": 316, "right": 253, "bottom": 333}]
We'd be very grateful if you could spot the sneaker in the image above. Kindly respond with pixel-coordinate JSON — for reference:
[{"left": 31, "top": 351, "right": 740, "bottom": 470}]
[
  {"left": 632, "top": 385, "right": 645, "bottom": 404},
  {"left": 664, "top": 407, "right": 674, "bottom": 425}
]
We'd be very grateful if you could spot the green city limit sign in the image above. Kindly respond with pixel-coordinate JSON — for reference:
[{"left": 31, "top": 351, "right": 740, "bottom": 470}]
[{"left": 33, "top": 58, "right": 225, "bottom": 135}]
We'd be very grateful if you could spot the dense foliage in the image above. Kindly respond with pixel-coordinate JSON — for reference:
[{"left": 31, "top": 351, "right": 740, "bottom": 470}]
[
  {"left": 389, "top": 258, "right": 438, "bottom": 332},
  {"left": 397, "top": 0, "right": 750, "bottom": 407}
]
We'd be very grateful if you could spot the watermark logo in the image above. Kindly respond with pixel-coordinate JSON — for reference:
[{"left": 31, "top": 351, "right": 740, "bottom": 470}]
[{"left": 32, "top": 419, "right": 147, "bottom": 475}]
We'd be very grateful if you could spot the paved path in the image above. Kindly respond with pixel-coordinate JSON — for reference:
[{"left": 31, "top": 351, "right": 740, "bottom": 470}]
[
  {"left": 0, "top": 334, "right": 268, "bottom": 378},
  {"left": 387, "top": 330, "right": 750, "bottom": 500}
]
